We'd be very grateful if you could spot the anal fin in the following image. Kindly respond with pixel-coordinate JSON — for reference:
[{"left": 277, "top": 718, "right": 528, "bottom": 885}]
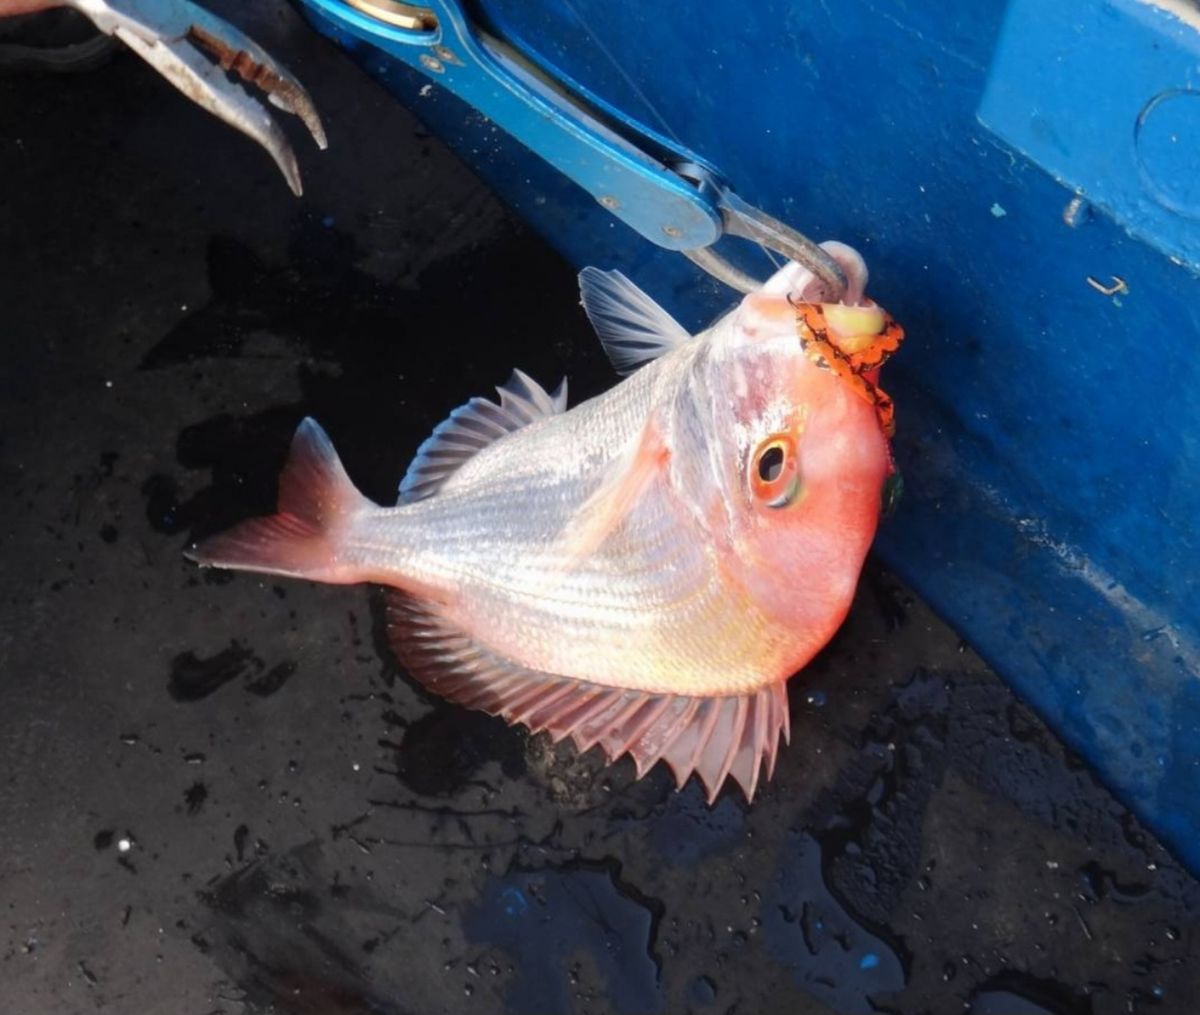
[{"left": 385, "top": 590, "right": 790, "bottom": 803}]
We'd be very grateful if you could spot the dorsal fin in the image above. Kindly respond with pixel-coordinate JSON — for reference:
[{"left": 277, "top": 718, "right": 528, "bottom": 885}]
[
  {"left": 399, "top": 369, "right": 567, "bottom": 503},
  {"left": 385, "top": 590, "right": 790, "bottom": 803},
  {"left": 578, "top": 267, "right": 692, "bottom": 375}
]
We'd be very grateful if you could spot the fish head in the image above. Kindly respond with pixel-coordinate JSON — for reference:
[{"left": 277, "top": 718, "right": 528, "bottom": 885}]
[{"left": 686, "top": 256, "right": 900, "bottom": 652}]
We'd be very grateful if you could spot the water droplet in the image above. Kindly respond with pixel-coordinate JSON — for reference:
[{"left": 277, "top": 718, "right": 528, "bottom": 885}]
[
  {"left": 689, "top": 975, "right": 718, "bottom": 1005},
  {"left": 805, "top": 689, "right": 827, "bottom": 708}
]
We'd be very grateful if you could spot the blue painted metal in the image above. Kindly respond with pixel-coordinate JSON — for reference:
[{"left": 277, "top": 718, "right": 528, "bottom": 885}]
[
  {"left": 297, "top": 0, "right": 1200, "bottom": 871},
  {"left": 302, "top": 0, "right": 851, "bottom": 294},
  {"left": 980, "top": 0, "right": 1200, "bottom": 274},
  {"left": 301, "top": 0, "right": 721, "bottom": 251}
]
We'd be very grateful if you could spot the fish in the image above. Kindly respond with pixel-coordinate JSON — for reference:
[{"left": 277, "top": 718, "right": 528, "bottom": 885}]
[{"left": 187, "top": 246, "right": 904, "bottom": 803}]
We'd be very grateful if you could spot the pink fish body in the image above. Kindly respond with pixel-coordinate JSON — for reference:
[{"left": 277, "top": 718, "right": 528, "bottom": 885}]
[{"left": 189, "top": 249, "right": 902, "bottom": 802}]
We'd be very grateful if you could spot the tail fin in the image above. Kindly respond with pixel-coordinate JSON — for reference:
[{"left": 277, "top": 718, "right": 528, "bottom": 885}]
[{"left": 186, "top": 418, "right": 374, "bottom": 584}]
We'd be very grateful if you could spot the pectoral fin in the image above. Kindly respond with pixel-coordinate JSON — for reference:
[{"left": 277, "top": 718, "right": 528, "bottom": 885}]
[{"left": 554, "top": 417, "right": 669, "bottom": 568}]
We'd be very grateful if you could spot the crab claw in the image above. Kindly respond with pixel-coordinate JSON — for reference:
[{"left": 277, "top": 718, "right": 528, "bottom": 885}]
[{"left": 59, "top": 0, "right": 326, "bottom": 195}]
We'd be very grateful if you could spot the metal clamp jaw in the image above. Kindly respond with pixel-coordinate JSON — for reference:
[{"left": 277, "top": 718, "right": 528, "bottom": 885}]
[{"left": 298, "top": 0, "right": 848, "bottom": 299}]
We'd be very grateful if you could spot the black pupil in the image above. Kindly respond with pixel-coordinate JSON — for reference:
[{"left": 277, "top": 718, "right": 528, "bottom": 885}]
[{"left": 758, "top": 445, "right": 785, "bottom": 483}]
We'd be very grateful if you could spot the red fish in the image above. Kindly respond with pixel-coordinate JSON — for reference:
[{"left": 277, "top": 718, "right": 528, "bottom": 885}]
[{"left": 189, "top": 249, "right": 902, "bottom": 802}]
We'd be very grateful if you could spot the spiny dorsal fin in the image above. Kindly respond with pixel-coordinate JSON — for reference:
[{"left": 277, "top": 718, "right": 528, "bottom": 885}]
[
  {"left": 398, "top": 369, "right": 567, "bottom": 503},
  {"left": 384, "top": 589, "right": 790, "bottom": 803},
  {"left": 578, "top": 267, "right": 691, "bottom": 375}
]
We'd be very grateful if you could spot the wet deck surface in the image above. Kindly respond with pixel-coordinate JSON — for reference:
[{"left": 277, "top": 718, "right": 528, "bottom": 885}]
[{"left": 2, "top": 6, "right": 1198, "bottom": 1013}]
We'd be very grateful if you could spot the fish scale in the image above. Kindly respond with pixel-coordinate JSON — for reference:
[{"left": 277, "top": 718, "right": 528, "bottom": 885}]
[{"left": 190, "top": 253, "right": 901, "bottom": 801}]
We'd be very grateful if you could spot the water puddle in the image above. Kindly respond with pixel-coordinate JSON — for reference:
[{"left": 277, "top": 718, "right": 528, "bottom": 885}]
[
  {"left": 465, "top": 859, "right": 663, "bottom": 1014},
  {"left": 167, "top": 640, "right": 296, "bottom": 701},
  {"left": 644, "top": 781, "right": 745, "bottom": 865},
  {"left": 764, "top": 831, "right": 907, "bottom": 1013},
  {"left": 969, "top": 972, "right": 1095, "bottom": 1015}
]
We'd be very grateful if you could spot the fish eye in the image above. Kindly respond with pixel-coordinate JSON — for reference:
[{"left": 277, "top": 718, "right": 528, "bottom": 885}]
[
  {"left": 750, "top": 435, "right": 801, "bottom": 508},
  {"left": 758, "top": 444, "right": 785, "bottom": 483}
]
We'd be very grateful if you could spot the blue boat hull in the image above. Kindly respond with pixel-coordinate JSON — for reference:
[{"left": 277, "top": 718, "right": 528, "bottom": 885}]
[{"left": 300, "top": 0, "right": 1200, "bottom": 870}]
